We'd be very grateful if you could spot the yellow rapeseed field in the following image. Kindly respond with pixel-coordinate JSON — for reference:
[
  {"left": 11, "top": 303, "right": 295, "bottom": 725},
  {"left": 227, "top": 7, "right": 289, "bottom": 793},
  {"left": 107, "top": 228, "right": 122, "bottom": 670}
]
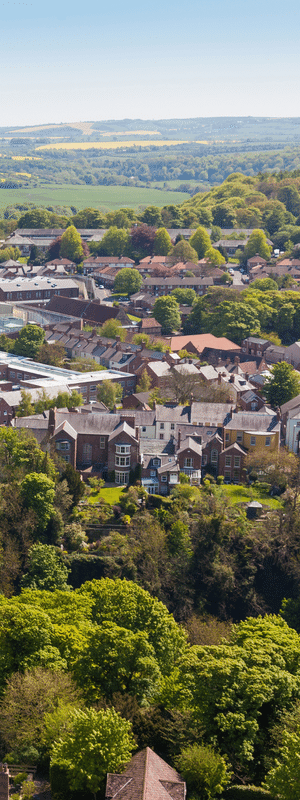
[
  {"left": 11, "top": 156, "right": 41, "bottom": 161},
  {"left": 36, "top": 140, "right": 189, "bottom": 151}
]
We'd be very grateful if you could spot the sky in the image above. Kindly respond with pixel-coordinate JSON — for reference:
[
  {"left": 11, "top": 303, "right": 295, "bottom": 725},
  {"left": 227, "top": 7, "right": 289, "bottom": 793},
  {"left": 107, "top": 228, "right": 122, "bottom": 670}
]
[{"left": 1, "top": 0, "right": 300, "bottom": 127}]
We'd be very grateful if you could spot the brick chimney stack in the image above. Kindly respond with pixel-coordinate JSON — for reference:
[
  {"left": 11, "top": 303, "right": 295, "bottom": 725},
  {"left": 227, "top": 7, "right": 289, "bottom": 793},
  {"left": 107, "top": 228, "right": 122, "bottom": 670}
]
[{"left": 48, "top": 407, "right": 56, "bottom": 436}]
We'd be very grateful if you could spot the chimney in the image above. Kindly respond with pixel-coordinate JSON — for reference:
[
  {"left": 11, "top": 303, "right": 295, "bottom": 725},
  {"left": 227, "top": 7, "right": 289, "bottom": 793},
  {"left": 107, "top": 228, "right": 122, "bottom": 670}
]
[
  {"left": 135, "top": 426, "right": 139, "bottom": 441},
  {"left": 230, "top": 406, "right": 234, "bottom": 419},
  {"left": 190, "top": 391, "right": 194, "bottom": 408},
  {"left": 230, "top": 375, "right": 235, "bottom": 383},
  {"left": 218, "top": 357, "right": 222, "bottom": 365},
  {"left": 178, "top": 428, "right": 181, "bottom": 448},
  {"left": 226, "top": 357, "right": 231, "bottom": 366},
  {"left": 48, "top": 407, "right": 56, "bottom": 436},
  {"left": 245, "top": 372, "right": 249, "bottom": 380},
  {"left": 276, "top": 406, "right": 281, "bottom": 421},
  {"left": 218, "top": 372, "right": 221, "bottom": 384},
  {"left": 234, "top": 356, "right": 240, "bottom": 365}
]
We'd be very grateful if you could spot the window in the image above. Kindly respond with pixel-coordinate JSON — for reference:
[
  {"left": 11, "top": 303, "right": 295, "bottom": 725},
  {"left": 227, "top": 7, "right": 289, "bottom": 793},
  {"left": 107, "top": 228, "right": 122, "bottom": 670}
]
[
  {"left": 236, "top": 432, "right": 243, "bottom": 443},
  {"left": 161, "top": 475, "right": 167, "bottom": 482},
  {"left": 153, "top": 458, "right": 160, "bottom": 467},
  {"left": 115, "top": 456, "right": 130, "bottom": 467},
  {"left": 225, "top": 433, "right": 230, "bottom": 443},
  {"left": 100, "top": 436, "right": 105, "bottom": 449},
  {"left": 160, "top": 423, "right": 164, "bottom": 429},
  {"left": 160, "top": 433, "right": 164, "bottom": 440},
  {"left": 142, "top": 426, "right": 146, "bottom": 432},
  {"left": 250, "top": 436, "right": 256, "bottom": 446},
  {"left": 56, "top": 441, "right": 70, "bottom": 451},
  {"left": 211, "top": 449, "right": 218, "bottom": 464},
  {"left": 82, "top": 443, "right": 92, "bottom": 463},
  {"left": 115, "top": 471, "right": 130, "bottom": 485},
  {"left": 224, "top": 471, "right": 231, "bottom": 480},
  {"left": 150, "top": 470, "right": 156, "bottom": 477},
  {"left": 170, "top": 423, "right": 175, "bottom": 430},
  {"left": 184, "top": 457, "right": 193, "bottom": 467},
  {"left": 265, "top": 436, "right": 271, "bottom": 446},
  {"left": 116, "top": 444, "right": 130, "bottom": 454},
  {"left": 234, "top": 456, "right": 240, "bottom": 467},
  {"left": 90, "top": 385, "right": 96, "bottom": 391},
  {"left": 225, "top": 456, "right": 231, "bottom": 467}
]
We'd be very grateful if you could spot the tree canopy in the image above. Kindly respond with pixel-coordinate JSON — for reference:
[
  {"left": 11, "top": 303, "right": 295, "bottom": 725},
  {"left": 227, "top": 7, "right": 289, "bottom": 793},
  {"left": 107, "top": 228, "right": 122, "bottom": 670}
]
[
  {"left": 264, "top": 361, "right": 300, "bottom": 408},
  {"left": 153, "top": 296, "right": 181, "bottom": 334},
  {"left": 114, "top": 267, "right": 143, "bottom": 295}
]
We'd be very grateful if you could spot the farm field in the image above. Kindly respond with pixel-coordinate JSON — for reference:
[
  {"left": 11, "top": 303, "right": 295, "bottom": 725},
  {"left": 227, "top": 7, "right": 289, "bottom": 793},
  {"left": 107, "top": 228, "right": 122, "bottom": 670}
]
[
  {"left": 0, "top": 184, "right": 188, "bottom": 211},
  {"left": 36, "top": 140, "right": 189, "bottom": 151}
]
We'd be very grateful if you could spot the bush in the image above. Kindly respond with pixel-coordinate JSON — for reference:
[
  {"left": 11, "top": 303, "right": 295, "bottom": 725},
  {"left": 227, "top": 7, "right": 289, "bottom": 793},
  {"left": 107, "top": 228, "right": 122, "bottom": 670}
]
[
  {"left": 176, "top": 743, "right": 231, "bottom": 800},
  {"left": 13, "top": 774, "right": 27, "bottom": 787},
  {"left": 224, "top": 787, "right": 276, "bottom": 800}
]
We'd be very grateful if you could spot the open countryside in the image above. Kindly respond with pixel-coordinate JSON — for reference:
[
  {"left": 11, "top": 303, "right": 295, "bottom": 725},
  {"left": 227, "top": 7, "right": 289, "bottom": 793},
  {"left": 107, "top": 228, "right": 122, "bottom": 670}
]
[
  {"left": 36, "top": 140, "right": 190, "bottom": 151},
  {"left": 0, "top": 183, "right": 188, "bottom": 210}
]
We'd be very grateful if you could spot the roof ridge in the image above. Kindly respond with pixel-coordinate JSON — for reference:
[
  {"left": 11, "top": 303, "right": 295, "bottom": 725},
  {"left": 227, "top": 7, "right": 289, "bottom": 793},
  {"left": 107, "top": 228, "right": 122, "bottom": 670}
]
[{"left": 142, "top": 747, "right": 150, "bottom": 800}]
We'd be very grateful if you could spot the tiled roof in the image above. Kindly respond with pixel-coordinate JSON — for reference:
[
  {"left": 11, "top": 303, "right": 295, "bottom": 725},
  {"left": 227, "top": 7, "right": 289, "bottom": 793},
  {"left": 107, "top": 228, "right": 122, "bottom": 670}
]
[
  {"left": 170, "top": 334, "right": 240, "bottom": 352},
  {"left": 105, "top": 748, "right": 185, "bottom": 800}
]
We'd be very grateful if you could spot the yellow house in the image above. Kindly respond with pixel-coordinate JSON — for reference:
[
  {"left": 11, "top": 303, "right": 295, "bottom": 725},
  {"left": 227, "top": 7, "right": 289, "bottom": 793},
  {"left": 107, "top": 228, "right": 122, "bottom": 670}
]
[{"left": 223, "top": 411, "right": 280, "bottom": 454}]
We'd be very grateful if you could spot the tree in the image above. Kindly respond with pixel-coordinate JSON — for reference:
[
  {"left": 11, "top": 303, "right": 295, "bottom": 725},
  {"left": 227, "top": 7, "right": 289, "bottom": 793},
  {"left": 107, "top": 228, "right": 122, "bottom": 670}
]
[
  {"left": 21, "top": 544, "right": 69, "bottom": 591},
  {"left": 99, "top": 226, "right": 130, "bottom": 257},
  {"left": 16, "top": 389, "right": 35, "bottom": 418},
  {"left": 60, "top": 225, "right": 84, "bottom": 262},
  {"left": 153, "top": 296, "right": 181, "bottom": 334},
  {"left": 97, "top": 379, "right": 123, "bottom": 409},
  {"left": 169, "top": 240, "right": 198, "bottom": 265},
  {"left": 136, "top": 369, "right": 152, "bottom": 392},
  {"left": 244, "top": 229, "right": 272, "bottom": 261},
  {"left": 50, "top": 707, "right": 135, "bottom": 800},
  {"left": 0, "top": 667, "right": 81, "bottom": 763},
  {"left": 264, "top": 729, "right": 300, "bottom": 800},
  {"left": 142, "top": 206, "right": 163, "bottom": 226},
  {"left": 176, "top": 744, "right": 231, "bottom": 800},
  {"left": 264, "top": 362, "right": 300, "bottom": 408},
  {"left": 13, "top": 324, "right": 45, "bottom": 359},
  {"left": 249, "top": 277, "right": 278, "bottom": 292},
  {"left": 0, "top": 427, "right": 56, "bottom": 482},
  {"left": 211, "top": 300, "right": 261, "bottom": 345},
  {"left": 37, "top": 341, "right": 65, "bottom": 367},
  {"left": 153, "top": 227, "right": 172, "bottom": 255},
  {"left": 71, "top": 208, "right": 105, "bottom": 229},
  {"left": 76, "top": 621, "right": 161, "bottom": 702},
  {"left": 130, "top": 224, "right": 156, "bottom": 259},
  {"left": 99, "top": 318, "right": 126, "bottom": 340},
  {"left": 20, "top": 473, "right": 56, "bottom": 533},
  {"left": 204, "top": 247, "right": 226, "bottom": 266},
  {"left": 167, "top": 367, "right": 202, "bottom": 404},
  {"left": 60, "top": 464, "right": 85, "bottom": 506},
  {"left": 114, "top": 268, "right": 143, "bottom": 295},
  {"left": 171, "top": 288, "right": 197, "bottom": 305},
  {"left": 189, "top": 226, "right": 211, "bottom": 259}
]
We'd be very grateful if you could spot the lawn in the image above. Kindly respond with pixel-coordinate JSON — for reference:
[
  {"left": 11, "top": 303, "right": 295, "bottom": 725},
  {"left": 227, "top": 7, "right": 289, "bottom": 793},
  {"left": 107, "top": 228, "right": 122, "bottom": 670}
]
[
  {"left": 0, "top": 184, "right": 188, "bottom": 211},
  {"left": 127, "top": 313, "right": 141, "bottom": 322},
  {"left": 88, "top": 486, "right": 125, "bottom": 505},
  {"left": 222, "top": 484, "right": 282, "bottom": 510}
]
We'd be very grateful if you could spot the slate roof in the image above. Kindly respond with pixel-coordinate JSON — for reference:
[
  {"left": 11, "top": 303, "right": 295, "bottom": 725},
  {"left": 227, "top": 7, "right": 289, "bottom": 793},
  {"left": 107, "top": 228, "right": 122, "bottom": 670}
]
[
  {"left": 225, "top": 411, "right": 280, "bottom": 432},
  {"left": 46, "top": 295, "right": 119, "bottom": 323},
  {"left": 105, "top": 747, "right": 185, "bottom": 800}
]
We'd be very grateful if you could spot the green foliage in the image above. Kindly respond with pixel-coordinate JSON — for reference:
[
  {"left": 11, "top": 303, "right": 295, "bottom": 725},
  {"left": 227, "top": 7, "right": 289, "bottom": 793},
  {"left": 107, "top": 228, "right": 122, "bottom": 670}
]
[
  {"left": 13, "top": 324, "right": 45, "bottom": 359},
  {"left": 169, "top": 240, "right": 198, "bottom": 265},
  {"left": 153, "top": 227, "right": 172, "bottom": 255},
  {"left": 50, "top": 707, "right": 135, "bottom": 799},
  {"left": 136, "top": 369, "right": 152, "bottom": 392},
  {"left": 99, "top": 225, "right": 130, "bottom": 256},
  {"left": 225, "top": 788, "right": 275, "bottom": 800},
  {"left": 249, "top": 278, "right": 278, "bottom": 292},
  {"left": 0, "top": 667, "right": 80, "bottom": 764},
  {"left": 60, "top": 225, "right": 83, "bottom": 262},
  {"left": 264, "top": 361, "right": 300, "bottom": 407},
  {"left": 21, "top": 544, "right": 69, "bottom": 591},
  {"left": 114, "top": 267, "right": 143, "bottom": 295},
  {"left": 244, "top": 229, "right": 272, "bottom": 261},
  {"left": 99, "top": 318, "right": 126, "bottom": 340},
  {"left": 263, "top": 729, "right": 300, "bottom": 800},
  {"left": 176, "top": 743, "right": 231, "bottom": 799},
  {"left": 189, "top": 226, "right": 212, "bottom": 259},
  {"left": 171, "top": 287, "right": 197, "bottom": 305},
  {"left": 97, "top": 379, "right": 123, "bottom": 408},
  {"left": 20, "top": 472, "right": 55, "bottom": 533},
  {"left": 16, "top": 389, "right": 35, "bottom": 418},
  {"left": 153, "top": 295, "right": 181, "bottom": 334}
]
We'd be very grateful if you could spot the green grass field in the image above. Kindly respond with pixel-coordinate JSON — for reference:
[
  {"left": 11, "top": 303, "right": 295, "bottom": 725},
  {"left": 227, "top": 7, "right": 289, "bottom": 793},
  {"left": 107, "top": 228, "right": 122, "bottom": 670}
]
[
  {"left": 223, "top": 484, "right": 282, "bottom": 509},
  {"left": 88, "top": 486, "right": 125, "bottom": 505},
  {"left": 0, "top": 184, "right": 188, "bottom": 211}
]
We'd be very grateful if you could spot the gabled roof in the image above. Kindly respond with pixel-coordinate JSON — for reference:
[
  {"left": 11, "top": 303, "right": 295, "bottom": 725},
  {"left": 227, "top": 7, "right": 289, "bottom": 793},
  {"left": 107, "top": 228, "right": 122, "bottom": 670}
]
[
  {"left": 178, "top": 436, "right": 202, "bottom": 456},
  {"left": 108, "top": 421, "right": 138, "bottom": 442},
  {"left": 170, "top": 334, "right": 240, "bottom": 353},
  {"left": 54, "top": 420, "right": 78, "bottom": 439},
  {"left": 105, "top": 747, "right": 185, "bottom": 800}
]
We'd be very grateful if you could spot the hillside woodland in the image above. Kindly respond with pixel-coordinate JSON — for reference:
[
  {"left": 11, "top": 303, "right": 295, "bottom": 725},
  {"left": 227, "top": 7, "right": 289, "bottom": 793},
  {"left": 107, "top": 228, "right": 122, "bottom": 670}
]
[{"left": 0, "top": 423, "right": 299, "bottom": 798}]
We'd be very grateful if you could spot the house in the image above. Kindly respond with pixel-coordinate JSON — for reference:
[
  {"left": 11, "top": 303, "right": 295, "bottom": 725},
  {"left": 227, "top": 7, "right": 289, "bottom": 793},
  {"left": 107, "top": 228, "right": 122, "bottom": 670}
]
[
  {"left": 105, "top": 748, "right": 186, "bottom": 800},
  {"left": 247, "top": 254, "right": 268, "bottom": 270},
  {"left": 137, "top": 317, "right": 162, "bottom": 336},
  {"left": 223, "top": 410, "right": 280, "bottom": 454},
  {"left": 177, "top": 435, "right": 202, "bottom": 484},
  {"left": 284, "top": 341, "right": 300, "bottom": 368},
  {"left": 219, "top": 442, "right": 247, "bottom": 483},
  {"left": 241, "top": 337, "right": 271, "bottom": 357},
  {"left": 45, "top": 295, "right": 129, "bottom": 326}
]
